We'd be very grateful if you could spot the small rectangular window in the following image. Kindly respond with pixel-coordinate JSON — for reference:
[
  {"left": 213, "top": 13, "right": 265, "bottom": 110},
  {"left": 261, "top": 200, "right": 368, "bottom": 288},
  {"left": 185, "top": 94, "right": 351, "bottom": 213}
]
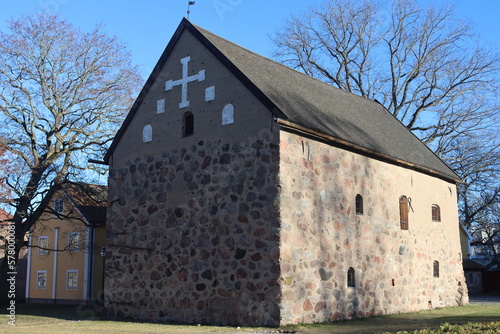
[
  {"left": 54, "top": 198, "right": 64, "bottom": 213},
  {"left": 68, "top": 232, "right": 80, "bottom": 252},
  {"left": 38, "top": 236, "right": 49, "bottom": 255},
  {"left": 433, "top": 261, "right": 440, "bottom": 278},
  {"left": 36, "top": 271, "right": 47, "bottom": 289},
  {"left": 183, "top": 113, "right": 194, "bottom": 137},
  {"left": 66, "top": 270, "right": 78, "bottom": 290}
]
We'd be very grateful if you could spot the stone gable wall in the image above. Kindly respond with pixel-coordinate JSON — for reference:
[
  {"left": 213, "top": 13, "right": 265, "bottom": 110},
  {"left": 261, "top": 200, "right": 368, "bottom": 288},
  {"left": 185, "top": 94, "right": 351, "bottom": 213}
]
[
  {"left": 106, "top": 129, "right": 282, "bottom": 326},
  {"left": 277, "top": 131, "right": 468, "bottom": 325}
]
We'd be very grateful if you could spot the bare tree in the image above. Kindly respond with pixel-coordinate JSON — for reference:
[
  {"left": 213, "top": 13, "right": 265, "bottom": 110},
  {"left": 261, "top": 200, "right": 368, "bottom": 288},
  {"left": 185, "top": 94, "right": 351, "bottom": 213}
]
[
  {"left": 271, "top": 0, "right": 500, "bottom": 147},
  {"left": 0, "top": 12, "right": 142, "bottom": 304},
  {"left": 272, "top": 0, "right": 500, "bottom": 265}
]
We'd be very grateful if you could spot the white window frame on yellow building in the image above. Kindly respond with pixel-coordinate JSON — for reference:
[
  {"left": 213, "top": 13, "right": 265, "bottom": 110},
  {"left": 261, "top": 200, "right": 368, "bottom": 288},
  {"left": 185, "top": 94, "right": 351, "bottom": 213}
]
[
  {"left": 38, "top": 236, "right": 49, "bottom": 255},
  {"left": 36, "top": 271, "right": 47, "bottom": 289},
  {"left": 68, "top": 232, "right": 80, "bottom": 252},
  {"left": 66, "top": 270, "right": 78, "bottom": 290}
]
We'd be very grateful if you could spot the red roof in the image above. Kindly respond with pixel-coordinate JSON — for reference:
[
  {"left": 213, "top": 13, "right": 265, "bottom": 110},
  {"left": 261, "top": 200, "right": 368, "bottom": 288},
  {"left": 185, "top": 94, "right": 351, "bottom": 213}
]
[{"left": 0, "top": 208, "right": 13, "bottom": 227}]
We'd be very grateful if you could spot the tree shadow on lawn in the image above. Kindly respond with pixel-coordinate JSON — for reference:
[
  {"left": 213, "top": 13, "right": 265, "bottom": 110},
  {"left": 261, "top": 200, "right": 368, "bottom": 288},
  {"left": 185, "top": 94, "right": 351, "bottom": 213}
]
[
  {"left": 1, "top": 303, "right": 106, "bottom": 322},
  {"left": 4, "top": 303, "right": 500, "bottom": 333},
  {"left": 287, "top": 305, "right": 500, "bottom": 334}
]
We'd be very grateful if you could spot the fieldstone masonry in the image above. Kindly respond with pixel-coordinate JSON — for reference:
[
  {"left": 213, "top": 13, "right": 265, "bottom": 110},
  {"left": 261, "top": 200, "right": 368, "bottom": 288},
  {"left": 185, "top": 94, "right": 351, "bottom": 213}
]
[
  {"left": 106, "top": 130, "right": 283, "bottom": 326},
  {"left": 106, "top": 128, "right": 467, "bottom": 326},
  {"left": 277, "top": 131, "right": 467, "bottom": 324}
]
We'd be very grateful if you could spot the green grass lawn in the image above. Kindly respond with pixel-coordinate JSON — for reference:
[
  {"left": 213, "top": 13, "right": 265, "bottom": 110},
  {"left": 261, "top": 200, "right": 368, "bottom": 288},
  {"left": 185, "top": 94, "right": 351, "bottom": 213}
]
[{"left": 1, "top": 303, "right": 499, "bottom": 333}]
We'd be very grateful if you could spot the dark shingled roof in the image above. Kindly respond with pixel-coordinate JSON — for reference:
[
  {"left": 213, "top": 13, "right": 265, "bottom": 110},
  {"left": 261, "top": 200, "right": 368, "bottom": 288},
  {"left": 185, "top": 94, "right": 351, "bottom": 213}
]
[
  {"left": 63, "top": 183, "right": 107, "bottom": 226},
  {"left": 105, "top": 19, "right": 460, "bottom": 182}
]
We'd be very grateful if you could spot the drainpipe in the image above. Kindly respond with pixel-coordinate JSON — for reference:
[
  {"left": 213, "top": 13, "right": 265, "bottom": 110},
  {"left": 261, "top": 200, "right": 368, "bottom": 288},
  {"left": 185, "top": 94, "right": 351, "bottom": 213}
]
[
  {"left": 86, "top": 225, "right": 95, "bottom": 301},
  {"left": 25, "top": 234, "right": 32, "bottom": 301},
  {"left": 52, "top": 227, "right": 59, "bottom": 302}
]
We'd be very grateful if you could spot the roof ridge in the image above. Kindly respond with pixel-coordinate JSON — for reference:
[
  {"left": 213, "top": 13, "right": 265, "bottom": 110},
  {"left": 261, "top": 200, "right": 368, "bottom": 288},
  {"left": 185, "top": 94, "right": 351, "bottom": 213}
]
[{"left": 192, "top": 23, "right": 383, "bottom": 108}]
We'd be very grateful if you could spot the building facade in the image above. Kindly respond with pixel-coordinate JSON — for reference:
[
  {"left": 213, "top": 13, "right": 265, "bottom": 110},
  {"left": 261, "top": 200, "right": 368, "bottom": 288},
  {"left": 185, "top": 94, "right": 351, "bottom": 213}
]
[
  {"left": 26, "top": 183, "right": 107, "bottom": 304},
  {"left": 104, "top": 19, "right": 468, "bottom": 326}
]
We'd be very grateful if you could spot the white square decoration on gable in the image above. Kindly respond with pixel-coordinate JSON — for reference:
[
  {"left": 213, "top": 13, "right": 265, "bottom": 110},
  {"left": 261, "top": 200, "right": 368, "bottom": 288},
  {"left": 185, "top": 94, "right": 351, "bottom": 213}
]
[
  {"left": 156, "top": 99, "right": 165, "bottom": 114},
  {"left": 205, "top": 86, "right": 215, "bottom": 102},
  {"left": 165, "top": 56, "right": 206, "bottom": 109}
]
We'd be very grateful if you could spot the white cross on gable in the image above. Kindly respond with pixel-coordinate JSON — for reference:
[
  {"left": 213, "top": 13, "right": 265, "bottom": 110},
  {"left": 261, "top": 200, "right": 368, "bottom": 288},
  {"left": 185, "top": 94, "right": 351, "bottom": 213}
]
[{"left": 165, "top": 56, "right": 205, "bottom": 108}]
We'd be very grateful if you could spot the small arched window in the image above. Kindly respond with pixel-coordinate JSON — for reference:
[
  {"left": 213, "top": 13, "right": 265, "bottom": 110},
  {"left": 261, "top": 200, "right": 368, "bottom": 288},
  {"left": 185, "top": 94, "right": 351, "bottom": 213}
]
[
  {"left": 347, "top": 267, "right": 355, "bottom": 287},
  {"left": 183, "top": 113, "right": 194, "bottom": 137},
  {"left": 142, "top": 124, "right": 153, "bottom": 143},
  {"left": 433, "top": 261, "right": 440, "bottom": 278},
  {"left": 399, "top": 196, "right": 409, "bottom": 230},
  {"left": 355, "top": 194, "right": 364, "bottom": 215},
  {"left": 222, "top": 104, "right": 234, "bottom": 125},
  {"left": 432, "top": 204, "right": 441, "bottom": 222}
]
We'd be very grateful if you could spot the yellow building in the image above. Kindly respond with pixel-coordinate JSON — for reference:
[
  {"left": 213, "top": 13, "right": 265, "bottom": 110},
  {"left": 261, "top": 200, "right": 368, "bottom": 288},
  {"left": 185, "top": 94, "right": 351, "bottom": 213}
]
[{"left": 26, "top": 183, "right": 107, "bottom": 304}]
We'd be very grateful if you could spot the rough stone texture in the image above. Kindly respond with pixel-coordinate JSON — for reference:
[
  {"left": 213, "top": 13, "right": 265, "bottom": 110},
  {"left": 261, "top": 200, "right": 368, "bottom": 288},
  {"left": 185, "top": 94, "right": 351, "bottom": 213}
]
[
  {"left": 106, "top": 130, "right": 282, "bottom": 326},
  {"left": 278, "top": 131, "right": 468, "bottom": 324},
  {"left": 106, "top": 127, "right": 468, "bottom": 327}
]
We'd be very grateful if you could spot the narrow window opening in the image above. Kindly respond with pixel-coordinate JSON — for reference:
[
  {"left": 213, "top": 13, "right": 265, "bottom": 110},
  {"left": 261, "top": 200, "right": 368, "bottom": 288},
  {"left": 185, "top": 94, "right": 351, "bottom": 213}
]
[
  {"left": 355, "top": 194, "right": 364, "bottom": 215},
  {"left": 399, "top": 195, "right": 409, "bottom": 230},
  {"left": 183, "top": 113, "right": 194, "bottom": 137},
  {"left": 347, "top": 267, "right": 355, "bottom": 287},
  {"left": 433, "top": 261, "right": 440, "bottom": 278},
  {"left": 432, "top": 204, "right": 441, "bottom": 222}
]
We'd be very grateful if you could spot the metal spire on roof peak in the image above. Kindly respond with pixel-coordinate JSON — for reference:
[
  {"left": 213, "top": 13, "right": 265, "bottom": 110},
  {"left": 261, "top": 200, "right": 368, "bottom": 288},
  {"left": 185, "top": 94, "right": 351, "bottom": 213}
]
[{"left": 187, "top": 1, "right": 195, "bottom": 20}]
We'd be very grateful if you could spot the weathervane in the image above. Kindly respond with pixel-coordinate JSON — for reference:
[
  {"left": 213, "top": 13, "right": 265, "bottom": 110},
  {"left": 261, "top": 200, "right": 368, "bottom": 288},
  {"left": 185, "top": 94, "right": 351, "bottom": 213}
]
[{"left": 187, "top": 1, "right": 195, "bottom": 20}]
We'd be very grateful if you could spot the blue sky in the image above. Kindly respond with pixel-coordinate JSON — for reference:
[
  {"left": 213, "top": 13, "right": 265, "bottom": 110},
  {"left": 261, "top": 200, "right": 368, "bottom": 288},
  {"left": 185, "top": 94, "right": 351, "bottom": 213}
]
[{"left": 0, "top": 0, "right": 499, "bottom": 79}]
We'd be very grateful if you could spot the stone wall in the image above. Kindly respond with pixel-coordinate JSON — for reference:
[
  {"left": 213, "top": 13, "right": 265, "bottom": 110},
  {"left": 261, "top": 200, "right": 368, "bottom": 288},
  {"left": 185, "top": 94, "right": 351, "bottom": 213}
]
[
  {"left": 106, "top": 125, "right": 468, "bottom": 327},
  {"left": 106, "top": 129, "right": 282, "bottom": 326},
  {"left": 277, "top": 131, "right": 468, "bottom": 325}
]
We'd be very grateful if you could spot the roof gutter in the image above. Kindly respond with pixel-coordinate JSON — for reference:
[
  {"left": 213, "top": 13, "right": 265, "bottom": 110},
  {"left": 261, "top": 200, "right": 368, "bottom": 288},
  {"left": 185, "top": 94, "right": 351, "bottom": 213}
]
[{"left": 276, "top": 118, "right": 463, "bottom": 184}]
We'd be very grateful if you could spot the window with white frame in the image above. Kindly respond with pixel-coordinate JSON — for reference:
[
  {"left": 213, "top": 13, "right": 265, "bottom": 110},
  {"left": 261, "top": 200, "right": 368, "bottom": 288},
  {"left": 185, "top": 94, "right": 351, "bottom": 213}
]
[
  {"left": 66, "top": 270, "right": 78, "bottom": 290},
  {"left": 54, "top": 198, "right": 64, "bottom": 213},
  {"left": 68, "top": 232, "right": 80, "bottom": 252},
  {"left": 38, "top": 236, "right": 49, "bottom": 255},
  {"left": 36, "top": 271, "right": 47, "bottom": 289}
]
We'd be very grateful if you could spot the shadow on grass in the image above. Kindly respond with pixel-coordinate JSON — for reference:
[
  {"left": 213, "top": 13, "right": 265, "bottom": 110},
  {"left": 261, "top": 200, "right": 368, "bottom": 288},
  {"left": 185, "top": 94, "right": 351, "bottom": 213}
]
[
  {"left": 0, "top": 302, "right": 106, "bottom": 322},
  {"left": 285, "top": 305, "right": 500, "bottom": 334},
  {"left": 3, "top": 303, "right": 500, "bottom": 333}
]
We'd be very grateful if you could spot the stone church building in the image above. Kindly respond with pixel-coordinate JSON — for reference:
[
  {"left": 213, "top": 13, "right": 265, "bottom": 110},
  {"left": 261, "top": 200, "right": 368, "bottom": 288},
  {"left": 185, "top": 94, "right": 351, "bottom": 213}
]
[{"left": 103, "top": 18, "right": 468, "bottom": 326}]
